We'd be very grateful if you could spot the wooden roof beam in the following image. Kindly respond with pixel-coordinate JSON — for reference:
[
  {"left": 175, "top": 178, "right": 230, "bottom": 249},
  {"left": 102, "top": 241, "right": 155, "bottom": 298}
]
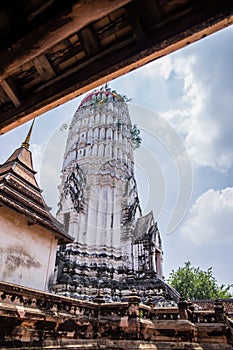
[
  {"left": 0, "top": 86, "right": 8, "bottom": 104},
  {"left": 140, "top": 0, "right": 164, "bottom": 27},
  {"left": 1, "top": 9, "right": 233, "bottom": 135},
  {"left": 125, "top": 2, "right": 146, "bottom": 42},
  {"left": 1, "top": 78, "right": 21, "bottom": 107},
  {"left": 0, "top": 0, "right": 133, "bottom": 80},
  {"left": 78, "top": 25, "right": 101, "bottom": 56},
  {"left": 33, "top": 54, "right": 56, "bottom": 81}
]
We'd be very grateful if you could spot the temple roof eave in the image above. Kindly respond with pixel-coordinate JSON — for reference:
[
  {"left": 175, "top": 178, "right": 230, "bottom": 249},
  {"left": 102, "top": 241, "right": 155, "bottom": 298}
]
[
  {"left": 0, "top": 194, "right": 73, "bottom": 244},
  {"left": 0, "top": 141, "right": 73, "bottom": 244}
]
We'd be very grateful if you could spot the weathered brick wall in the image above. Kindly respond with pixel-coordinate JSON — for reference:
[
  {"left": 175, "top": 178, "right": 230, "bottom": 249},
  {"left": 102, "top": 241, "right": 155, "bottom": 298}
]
[
  {"left": 0, "top": 282, "right": 232, "bottom": 349},
  {"left": 193, "top": 299, "right": 233, "bottom": 313}
]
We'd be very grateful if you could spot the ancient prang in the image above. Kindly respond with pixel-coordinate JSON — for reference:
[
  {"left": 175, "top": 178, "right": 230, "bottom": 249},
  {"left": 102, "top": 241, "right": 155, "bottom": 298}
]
[
  {"left": 53, "top": 86, "right": 178, "bottom": 304},
  {"left": 0, "top": 88, "right": 233, "bottom": 349}
]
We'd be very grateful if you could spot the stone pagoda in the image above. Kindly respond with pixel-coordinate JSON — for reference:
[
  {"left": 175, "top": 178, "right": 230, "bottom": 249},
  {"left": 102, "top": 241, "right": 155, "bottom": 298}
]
[{"left": 53, "top": 86, "right": 178, "bottom": 303}]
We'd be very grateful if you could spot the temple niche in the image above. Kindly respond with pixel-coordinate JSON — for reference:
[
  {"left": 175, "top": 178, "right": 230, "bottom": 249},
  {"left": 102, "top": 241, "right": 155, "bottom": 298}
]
[
  {"left": 133, "top": 211, "right": 163, "bottom": 278},
  {"left": 53, "top": 86, "right": 178, "bottom": 304}
]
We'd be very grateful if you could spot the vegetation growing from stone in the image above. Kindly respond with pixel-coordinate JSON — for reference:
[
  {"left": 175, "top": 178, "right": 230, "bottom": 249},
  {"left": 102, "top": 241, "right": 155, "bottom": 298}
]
[
  {"left": 167, "top": 261, "right": 232, "bottom": 300},
  {"left": 131, "top": 124, "right": 142, "bottom": 149}
]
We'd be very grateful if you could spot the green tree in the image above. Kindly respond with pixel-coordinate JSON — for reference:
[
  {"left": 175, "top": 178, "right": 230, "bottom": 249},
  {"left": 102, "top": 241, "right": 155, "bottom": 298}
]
[{"left": 167, "top": 261, "right": 232, "bottom": 300}]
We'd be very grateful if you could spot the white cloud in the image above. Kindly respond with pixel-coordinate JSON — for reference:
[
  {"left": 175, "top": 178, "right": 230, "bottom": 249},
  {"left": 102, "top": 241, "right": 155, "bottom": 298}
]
[
  {"left": 153, "top": 26, "right": 233, "bottom": 172},
  {"left": 142, "top": 56, "right": 173, "bottom": 80},
  {"left": 43, "top": 26, "right": 232, "bottom": 177},
  {"left": 30, "top": 143, "right": 45, "bottom": 183},
  {"left": 180, "top": 187, "right": 233, "bottom": 245},
  {"left": 39, "top": 125, "right": 69, "bottom": 213},
  {"left": 159, "top": 53, "right": 221, "bottom": 168}
]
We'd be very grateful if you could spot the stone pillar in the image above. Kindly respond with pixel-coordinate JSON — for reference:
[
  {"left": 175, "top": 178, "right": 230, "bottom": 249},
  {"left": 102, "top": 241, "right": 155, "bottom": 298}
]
[
  {"left": 155, "top": 250, "right": 163, "bottom": 279},
  {"left": 214, "top": 299, "right": 224, "bottom": 322},
  {"left": 145, "top": 292, "right": 154, "bottom": 320},
  {"left": 69, "top": 211, "right": 78, "bottom": 241},
  {"left": 178, "top": 293, "right": 188, "bottom": 320},
  {"left": 127, "top": 288, "right": 140, "bottom": 339},
  {"left": 128, "top": 288, "right": 140, "bottom": 318}
]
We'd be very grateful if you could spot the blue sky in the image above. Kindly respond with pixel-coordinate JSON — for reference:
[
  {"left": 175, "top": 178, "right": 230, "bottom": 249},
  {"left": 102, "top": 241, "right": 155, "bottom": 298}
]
[{"left": 1, "top": 25, "right": 233, "bottom": 290}]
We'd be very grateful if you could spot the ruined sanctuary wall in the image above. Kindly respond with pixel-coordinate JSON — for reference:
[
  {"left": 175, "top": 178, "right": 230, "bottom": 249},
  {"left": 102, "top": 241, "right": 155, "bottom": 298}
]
[{"left": 0, "top": 206, "right": 58, "bottom": 291}]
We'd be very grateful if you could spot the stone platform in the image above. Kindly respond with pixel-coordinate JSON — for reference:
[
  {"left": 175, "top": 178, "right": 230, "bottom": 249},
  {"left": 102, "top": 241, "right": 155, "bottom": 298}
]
[{"left": 0, "top": 282, "right": 232, "bottom": 349}]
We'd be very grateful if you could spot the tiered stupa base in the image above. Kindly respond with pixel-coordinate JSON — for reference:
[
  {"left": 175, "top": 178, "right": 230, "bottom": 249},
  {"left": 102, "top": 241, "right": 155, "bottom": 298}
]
[{"left": 53, "top": 244, "right": 179, "bottom": 305}]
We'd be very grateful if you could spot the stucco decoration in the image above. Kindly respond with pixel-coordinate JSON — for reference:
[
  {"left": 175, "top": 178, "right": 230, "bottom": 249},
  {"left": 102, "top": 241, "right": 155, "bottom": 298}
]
[{"left": 63, "top": 164, "right": 86, "bottom": 213}]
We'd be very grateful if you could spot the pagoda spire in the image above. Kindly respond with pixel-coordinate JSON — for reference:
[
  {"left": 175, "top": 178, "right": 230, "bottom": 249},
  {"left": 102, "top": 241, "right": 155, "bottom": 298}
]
[{"left": 21, "top": 119, "right": 35, "bottom": 149}]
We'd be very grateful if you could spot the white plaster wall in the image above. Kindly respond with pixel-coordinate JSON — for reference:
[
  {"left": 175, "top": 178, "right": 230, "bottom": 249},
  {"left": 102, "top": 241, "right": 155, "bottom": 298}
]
[{"left": 0, "top": 206, "right": 58, "bottom": 291}]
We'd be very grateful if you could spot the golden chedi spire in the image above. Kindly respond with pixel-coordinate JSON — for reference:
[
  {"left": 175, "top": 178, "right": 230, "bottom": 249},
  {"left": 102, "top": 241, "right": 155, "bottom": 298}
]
[{"left": 21, "top": 119, "right": 35, "bottom": 149}]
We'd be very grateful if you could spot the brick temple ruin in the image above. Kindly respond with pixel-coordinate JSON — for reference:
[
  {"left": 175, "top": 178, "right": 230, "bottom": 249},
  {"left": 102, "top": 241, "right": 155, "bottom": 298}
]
[
  {"left": 0, "top": 281, "right": 232, "bottom": 348},
  {"left": 0, "top": 87, "right": 232, "bottom": 348}
]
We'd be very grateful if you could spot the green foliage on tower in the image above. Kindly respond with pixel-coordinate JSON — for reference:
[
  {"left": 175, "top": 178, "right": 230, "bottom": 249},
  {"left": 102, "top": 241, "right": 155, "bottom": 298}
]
[
  {"left": 167, "top": 261, "right": 232, "bottom": 300},
  {"left": 131, "top": 124, "right": 142, "bottom": 149}
]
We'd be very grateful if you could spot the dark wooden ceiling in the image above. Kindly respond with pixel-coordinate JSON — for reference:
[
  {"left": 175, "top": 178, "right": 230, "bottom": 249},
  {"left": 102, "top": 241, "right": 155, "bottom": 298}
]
[{"left": 0, "top": 0, "right": 233, "bottom": 134}]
